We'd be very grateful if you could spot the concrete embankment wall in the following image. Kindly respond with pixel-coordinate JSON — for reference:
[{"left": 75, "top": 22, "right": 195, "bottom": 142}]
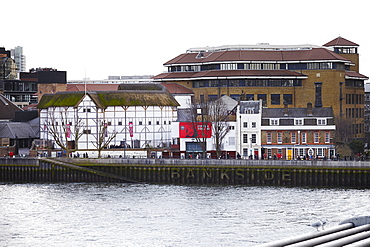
[{"left": 1, "top": 158, "right": 370, "bottom": 187}]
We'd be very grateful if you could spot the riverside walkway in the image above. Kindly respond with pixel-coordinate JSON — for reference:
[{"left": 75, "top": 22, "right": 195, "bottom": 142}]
[{"left": 0, "top": 157, "right": 370, "bottom": 187}]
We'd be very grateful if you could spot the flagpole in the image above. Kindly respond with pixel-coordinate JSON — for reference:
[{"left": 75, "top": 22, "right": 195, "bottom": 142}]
[{"left": 84, "top": 70, "right": 87, "bottom": 95}]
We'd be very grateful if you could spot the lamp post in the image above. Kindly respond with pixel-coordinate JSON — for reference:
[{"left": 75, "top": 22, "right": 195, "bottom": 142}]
[
  {"left": 250, "top": 137, "right": 252, "bottom": 159},
  {"left": 239, "top": 115, "right": 242, "bottom": 159}
]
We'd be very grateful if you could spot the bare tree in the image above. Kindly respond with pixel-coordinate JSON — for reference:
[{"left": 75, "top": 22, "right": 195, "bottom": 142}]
[
  {"left": 91, "top": 120, "right": 118, "bottom": 158},
  {"left": 44, "top": 108, "right": 83, "bottom": 157},
  {"left": 188, "top": 97, "right": 232, "bottom": 159},
  {"left": 209, "top": 99, "right": 231, "bottom": 159},
  {"left": 334, "top": 115, "right": 354, "bottom": 144},
  {"left": 70, "top": 117, "right": 85, "bottom": 151}
]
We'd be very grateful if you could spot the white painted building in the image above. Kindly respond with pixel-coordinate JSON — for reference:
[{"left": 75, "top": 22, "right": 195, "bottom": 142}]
[{"left": 236, "top": 100, "right": 263, "bottom": 159}]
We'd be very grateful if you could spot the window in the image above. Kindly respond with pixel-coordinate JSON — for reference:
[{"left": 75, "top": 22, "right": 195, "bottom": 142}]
[
  {"left": 314, "top": 132, "right": 320, "bottom": 143},
  {"left": 325, "top": 132, "right": 330, "bottom": 143},
  {"left": 251, "top": 134, "right": 256, "bottom": 143},
  {"left": 294, "top": 118, "right": 304, "bottom": 125},
  {"left": 208, "top": 95, "right": 217, "bottom": 101},
  {"left": 263, "top": 63, "right": 279, "bottom": 70},
  {"left": 156, "top": 121, "right": 160, "bottom": 125},
  {"left": 252, "top": 122, "right": 256, "bottom": 128},
  {"left": 230, "top": 94, "right": 240, "bottom": 101},
  {"left": 118, "top": 121, "right": 122, "bottom": 125},
  {"left": 267, "top": 132, "right": 272, "bottom": 143},
  {"left": 243, "top": 122, "right": 248, "bottom": 128},
  {"left": 229, "top": 81, "right": 240, "bottom": 87},
  {"left": 270, "top": 119, "right": 279, "bottom": 126},
  {"left": 317, "top": 118, "right": 327, "bottom": 125},
  {"left": 83, "top": 129, "right": 91, "bottom": 134},
  {"left": 83, "top": 108, "right": 91, "bottom": 112},
  {"left": 277, "top": 132, "right": 282, "bottom": 143},
  {"left": 316, "top": 148, "right": 324, "bottom": 157},
  {"left": 210, "top": 81, "right": 218, "bottom": 87},
  {"left": 245, "top": 94, "right": 254, "bottom": 100},
  {"left": 271, "top": 94, "right": 280, "bottom": 105},
  {"left": 291, "top": 132, "right": 296, "bottom": 143},
  {"left": 298, "top": 148, "right": 305, "bottom": 156},
  {"left": 267, "top": 149, "right": 272, "bottom": 159},
  {"left": 229, "top": 125, "right": 235, "bottom": 130},
  {"left": 221, "top": 63, "right": 237, "bottom": 70},
  {"left": 301, "top": 132, "right": 307, "bottom": 143},
  {"left": 243, "top": 134, "right": 248, "bottom": 143},
  {"left": 283, "top": 94, "right": 293, "bottom": 105},
  {"left": 315, "top": 82, "right": 322, "bottom": 107},
  {"left": 229, "top": 137, "right": 235, "bottom": 146},
  {"left": 148, "top": 121, "right": 152, "bottom": 125},
  {"left": 139, "top": 121, "right": 143, "bottom": 125}
]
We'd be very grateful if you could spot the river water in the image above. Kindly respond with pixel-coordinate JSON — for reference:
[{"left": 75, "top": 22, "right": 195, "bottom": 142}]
[{"left": 0, "top": 183, "right": 369, "bottom": 247}]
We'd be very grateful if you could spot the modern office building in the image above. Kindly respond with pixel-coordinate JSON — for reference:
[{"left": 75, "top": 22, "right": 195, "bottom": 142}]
[
  {"left": 11, "top": 46, "right": 26, "bottom": 73},
  {"left": 1, "top": 68, "right": 66, "bottom": 108},
  {"left": 153, "top": 37, "right": 368, "bottom": 139},
  {"left": 0, "top": 47, "right": 17, "bottom": 80}
]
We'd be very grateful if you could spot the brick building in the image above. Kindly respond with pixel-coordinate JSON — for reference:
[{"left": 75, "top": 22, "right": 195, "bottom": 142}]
[
  {"left": 261, "top": 103, "right": 336, "bottom": 160},
  {"left": 153, "top": 37, "right": 368, "bottom": 139}
]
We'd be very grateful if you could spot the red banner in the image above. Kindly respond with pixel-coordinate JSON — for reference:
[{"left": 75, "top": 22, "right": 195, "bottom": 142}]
[
  {"left": 179, "top": 122, "right": 212, "bottom": 138},
  {"left": 129, "top": 122, "right": 134, "bottom": 137}
]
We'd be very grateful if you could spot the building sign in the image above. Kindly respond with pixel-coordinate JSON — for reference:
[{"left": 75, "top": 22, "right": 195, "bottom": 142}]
[
  {"left": 179, "top": 122, "right": 212, "bottom": 138},
  {"left": 129, "top": 121, "right": 134, "bottom": 137}
]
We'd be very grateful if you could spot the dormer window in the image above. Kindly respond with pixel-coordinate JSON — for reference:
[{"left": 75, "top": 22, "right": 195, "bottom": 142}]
[
  {"left": 317, "top": 118, "right": 327, "bottom": 125},
  {"left": 245, "top": 109, "right": 254, "bottom": 114},
  {"left": 294, "top": 118, "right": 304, "bottom": 125},
  {"left": 270, "top": 119, "right": 279, "bottom": 126}
]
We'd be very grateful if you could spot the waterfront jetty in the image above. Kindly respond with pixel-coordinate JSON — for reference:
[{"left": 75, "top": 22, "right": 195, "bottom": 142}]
[{"left": 1, "top": 157, "right": 370, "bottom": 187}]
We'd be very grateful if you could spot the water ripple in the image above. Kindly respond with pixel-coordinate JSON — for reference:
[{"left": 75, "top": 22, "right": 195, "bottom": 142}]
[{"left": 0, "top": 183, "right": 369, "bottom": 246}]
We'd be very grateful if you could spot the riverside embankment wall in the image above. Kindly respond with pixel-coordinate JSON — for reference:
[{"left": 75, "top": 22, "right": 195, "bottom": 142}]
[{"left": 1, "top": 158, "right": 370, "bottom": 187}]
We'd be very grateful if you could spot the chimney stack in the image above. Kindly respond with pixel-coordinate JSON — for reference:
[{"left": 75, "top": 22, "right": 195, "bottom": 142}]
[
  {"left": 283, "top": 103, "right": 289, "bottom": 116},
  {"left": 307, "top": 102, "right": 313, "bottom": 116}
]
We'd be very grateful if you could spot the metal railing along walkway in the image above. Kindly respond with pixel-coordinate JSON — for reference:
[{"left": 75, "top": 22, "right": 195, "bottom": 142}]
[{"left": 256, "top": 216, "right": 370, "bottom": 247}]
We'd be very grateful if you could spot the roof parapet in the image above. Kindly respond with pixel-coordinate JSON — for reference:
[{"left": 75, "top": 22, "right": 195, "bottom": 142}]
[{"left": 187, "top": 44, "right": 326, "bottom": 53}]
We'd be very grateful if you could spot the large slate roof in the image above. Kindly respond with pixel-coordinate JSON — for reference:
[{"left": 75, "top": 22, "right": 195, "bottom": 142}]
[
  {"left": 262, "top": 106, "right": 334, "bottom": 118},
  {"left": 0, "top": 121, "right": 38, "bottom": 139}
]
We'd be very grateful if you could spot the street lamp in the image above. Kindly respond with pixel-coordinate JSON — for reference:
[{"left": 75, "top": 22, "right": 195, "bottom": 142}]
[{"left": 250, "top": 137, "right": 252, "bottom": 159}]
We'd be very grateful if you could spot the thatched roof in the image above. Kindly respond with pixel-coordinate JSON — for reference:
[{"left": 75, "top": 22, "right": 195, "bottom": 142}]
[{"left": 38, "top": 84, "right": 179, "bottom": 109}]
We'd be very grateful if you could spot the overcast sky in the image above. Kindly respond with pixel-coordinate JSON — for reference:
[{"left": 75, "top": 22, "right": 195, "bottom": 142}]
[{"left": 2, "top": 0, "right": 369, "bottom": 81}]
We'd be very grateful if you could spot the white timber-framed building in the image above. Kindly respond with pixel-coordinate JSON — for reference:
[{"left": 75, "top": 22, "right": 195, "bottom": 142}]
[{"left": 37, "top": 84, "right": 179, "bottom": 158}]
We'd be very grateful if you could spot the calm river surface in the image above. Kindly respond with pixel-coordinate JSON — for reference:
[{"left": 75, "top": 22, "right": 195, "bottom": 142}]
[{"left": 1, "top": 183, "right": 369, "bottom": 247}]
